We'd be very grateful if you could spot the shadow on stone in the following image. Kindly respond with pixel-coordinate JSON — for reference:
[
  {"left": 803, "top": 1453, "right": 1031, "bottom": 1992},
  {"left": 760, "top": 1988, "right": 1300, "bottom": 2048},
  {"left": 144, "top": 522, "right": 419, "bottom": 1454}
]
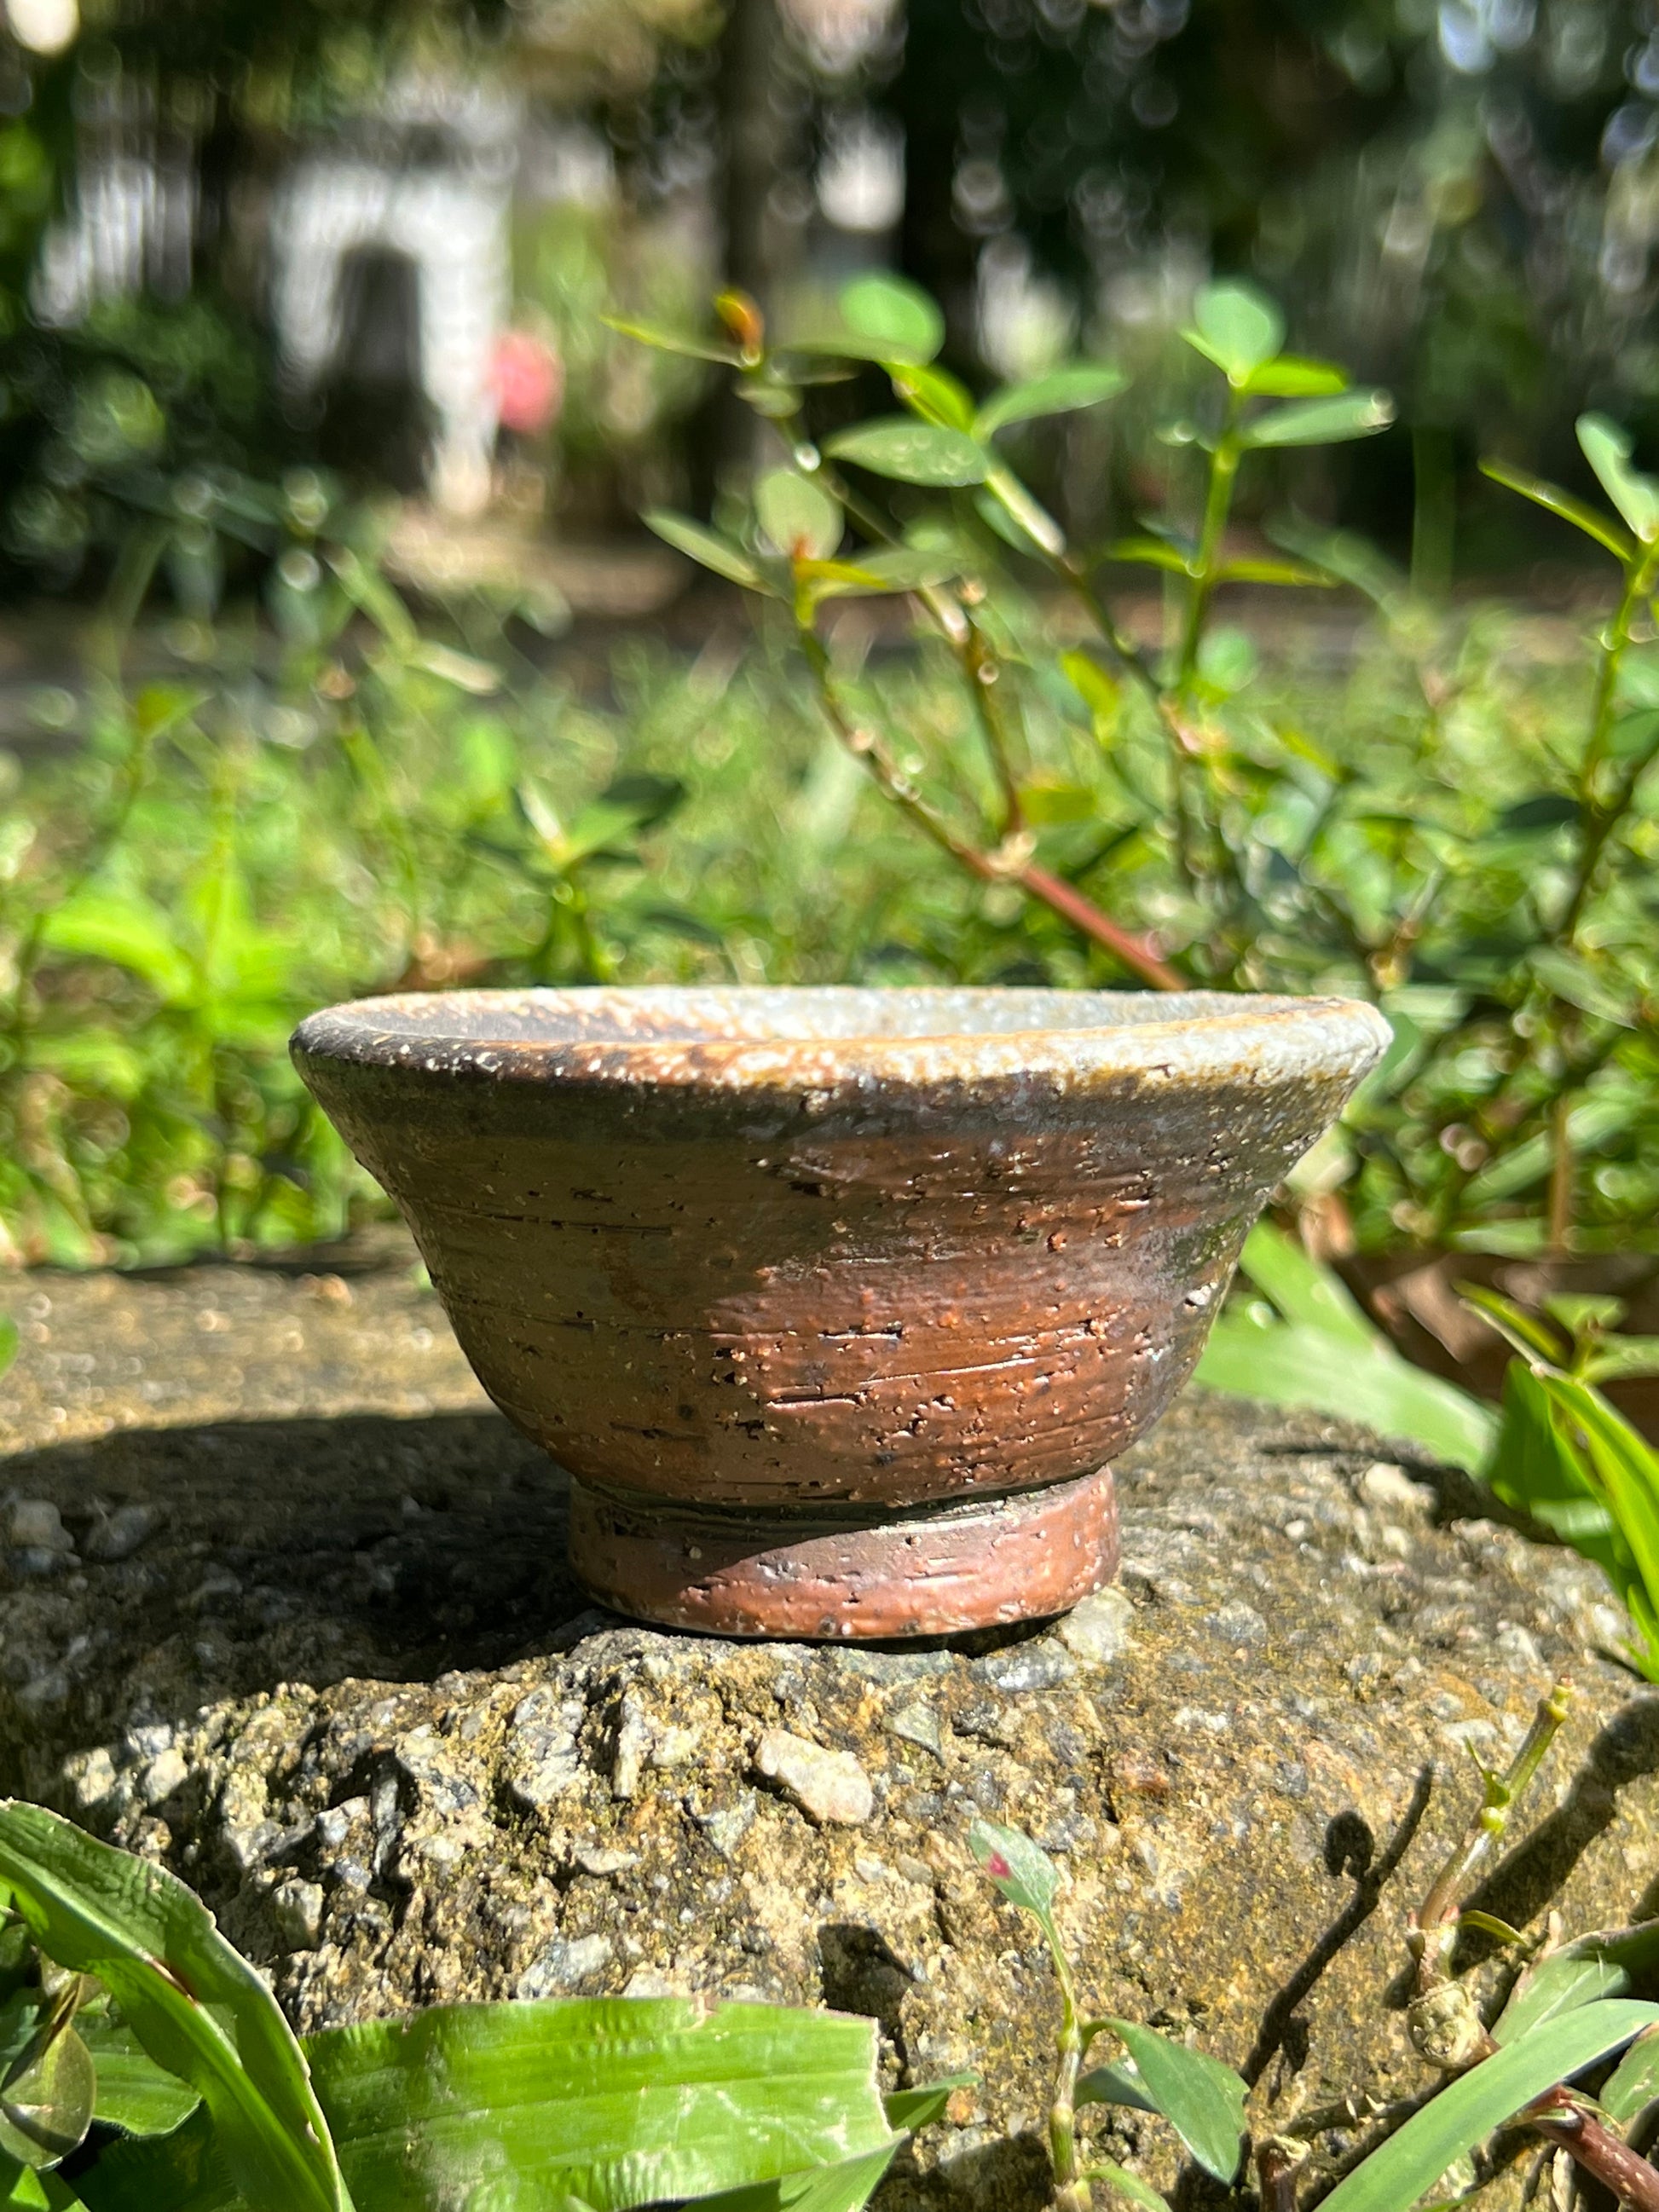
[
  {"left": 819, "top": 1920, "right": 915, "bottom": 2061},
  {"left": 1461, "top": 1695, "right": 1659, "bottom": 1945},
  {"left": 0, "top": 1410, "right": 589, "bottom": 1793}
]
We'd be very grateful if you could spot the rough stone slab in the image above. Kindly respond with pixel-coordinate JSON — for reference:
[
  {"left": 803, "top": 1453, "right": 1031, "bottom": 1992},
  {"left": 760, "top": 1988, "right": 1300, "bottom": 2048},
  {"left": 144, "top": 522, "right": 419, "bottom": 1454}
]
[{"left": 3, "top": 1250, "right": 1656, "bottom": 2212}]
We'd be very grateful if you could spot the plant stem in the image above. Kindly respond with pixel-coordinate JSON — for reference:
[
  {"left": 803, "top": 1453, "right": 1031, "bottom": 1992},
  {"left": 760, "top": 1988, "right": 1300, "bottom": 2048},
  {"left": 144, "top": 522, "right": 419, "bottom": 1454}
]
[
  {"left": 1560, "top": 542, "right": 1659, "bottom": 944},
  {"left": 1547, "top": 1095, "right": 1574, "bottom": 1256},
  {"left": 1529, "top": 2094, "right": 1659, "bottom": 2212},
  {"left": 1411, "top": 1678, "right": 1573, "bottom": 1990},
  {"left": 1176, "top": 403, "right": 1244, "bottom": 691},
  {"left": 1257, "top": 2140, "right": 1303, "bottom": 2212},
  {"left": 1045, "top": 1929, "right": 1091, "bottom": 2212},
  {"left": 795, "top": 619, "right": 1183, "bottom": 989}
]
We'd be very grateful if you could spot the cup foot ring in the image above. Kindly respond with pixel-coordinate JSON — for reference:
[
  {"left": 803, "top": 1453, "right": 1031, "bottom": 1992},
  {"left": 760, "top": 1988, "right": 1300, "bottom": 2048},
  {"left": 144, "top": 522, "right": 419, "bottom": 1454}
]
[{"left": 568, "top": 1466, "right": 1119, "bottom": 1640}]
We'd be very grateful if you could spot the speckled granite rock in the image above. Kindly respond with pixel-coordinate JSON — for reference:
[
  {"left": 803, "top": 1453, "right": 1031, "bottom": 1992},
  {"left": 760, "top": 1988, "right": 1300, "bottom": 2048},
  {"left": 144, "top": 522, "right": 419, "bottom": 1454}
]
[{"left": 4, "top": 1249, "right": 1659, "bottom": 2212}]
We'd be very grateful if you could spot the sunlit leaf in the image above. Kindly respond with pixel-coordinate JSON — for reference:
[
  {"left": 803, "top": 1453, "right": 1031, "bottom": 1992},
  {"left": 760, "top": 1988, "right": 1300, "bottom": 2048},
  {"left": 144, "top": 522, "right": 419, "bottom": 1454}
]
[
  {"left": 888, "top": 364, "right": 975, "bottom": 431},
  {"left": 882, "top": 2072, "right": 977, "bottom": 2132},
  {"left": 78, "top": 1998, "right": 895, "bottom": 2212},
  {"left": 1216, "top": 557, "right": 1333, "bottom": 587},
  {"left": 642, "top": 511, "right": 772, "bottom": 593},
  {"left": 1102, "top": 2022, "right": 1246, "bottom": 2185},
  {"left": 1578, "top": 415, "right": 1659, "bottom": 545},
  {"left": 39, "top": 893, "right": 194, "bottom": 1005},
  {"left": 1495, "top": 1923, "right": 1659, "bottom": 2046},
  {"left": 1105, "top": 536, "right": 1195, "bottom": 575},
  {"left": 824, "top": 420, "right": 989, "bottom": 486},
  {"left": 1601, "top": 2026, "right": 1659, "bottom": 2123},
  {"left": 1242, "top": 390, "right": 1394, "bottom": 448},
  {"left": 1240, "top": 356, "right": 1349, "bottom": 397},
  {"left": 1085, "top": 2157, "right": 1168, "bottom": 2212},
  {"left": 0, "top": 1802, "right": 348, "bottom": 2212},
  {"left": 0, "top": 2008, "right": 94, "bottom": 2170},
  {"left": 755, "top": 471, "right": 842, "bottom": 562},
  {"left": 1478, "top": 459, "right": 1633, "bottom": 563},
  {"left": 1234, "top": 1224, "right": 1379, "bottom": 1349},
  {"left": 974, "top": 362, "right": 1126, "bottom": 437},
  {"left": 600, "top": 315, "right": 744, "bottom": 366},
  {"left": 838, "top": 274, "right": 944, "bottom": 364},
  {"left": 967, "top": 1821, "right": 1059, "bottom": 1932},
  {"left": 1183, "top": 281, "right": 1285, "bottom": 382},
  {"left": 1316, "top": 2002, "right": 1659, "bottom": 2212}
]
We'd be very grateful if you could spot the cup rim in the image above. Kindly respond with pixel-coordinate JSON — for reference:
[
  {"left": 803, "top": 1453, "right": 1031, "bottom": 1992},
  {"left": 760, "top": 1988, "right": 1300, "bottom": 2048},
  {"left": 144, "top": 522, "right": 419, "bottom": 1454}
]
[{"left": 292, "top": 985, "right": 1391, "bottom": 1095}]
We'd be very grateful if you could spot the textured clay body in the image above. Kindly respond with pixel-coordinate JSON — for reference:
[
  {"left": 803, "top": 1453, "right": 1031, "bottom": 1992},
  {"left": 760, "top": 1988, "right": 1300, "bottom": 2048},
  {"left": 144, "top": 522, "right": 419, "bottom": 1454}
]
[{"left": 292, "top": 987, "right": 1387, "bottom": 1637}]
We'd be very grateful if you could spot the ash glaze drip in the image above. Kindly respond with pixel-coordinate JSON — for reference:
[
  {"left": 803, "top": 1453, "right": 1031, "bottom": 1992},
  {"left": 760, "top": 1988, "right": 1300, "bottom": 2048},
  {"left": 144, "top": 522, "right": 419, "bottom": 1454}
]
[{"left": 292, "top": 986, "right": 1388, "bottom": 1638}]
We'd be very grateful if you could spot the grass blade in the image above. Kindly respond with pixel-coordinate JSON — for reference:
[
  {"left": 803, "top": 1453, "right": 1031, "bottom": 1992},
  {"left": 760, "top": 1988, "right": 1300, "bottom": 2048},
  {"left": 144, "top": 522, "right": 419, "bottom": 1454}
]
[
  {"left": 0, "top": 1805, "right": 347, "bottom": 2212},
  {"left": 1317, "top": 2001, "right": 1659, "bottom": 2212}
]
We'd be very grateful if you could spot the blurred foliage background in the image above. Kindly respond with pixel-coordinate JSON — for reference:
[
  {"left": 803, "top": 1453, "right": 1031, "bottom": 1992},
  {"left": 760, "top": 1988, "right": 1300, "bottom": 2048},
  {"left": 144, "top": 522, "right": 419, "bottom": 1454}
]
[{"left": 5, "top": 0, "right": 1659, "bottom": 586}]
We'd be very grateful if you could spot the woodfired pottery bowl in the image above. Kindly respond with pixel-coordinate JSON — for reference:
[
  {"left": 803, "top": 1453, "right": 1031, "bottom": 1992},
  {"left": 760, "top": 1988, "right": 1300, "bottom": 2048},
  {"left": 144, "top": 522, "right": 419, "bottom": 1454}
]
[{"left": 292, "top": 986, "right": 1389, "bottom": 1640}]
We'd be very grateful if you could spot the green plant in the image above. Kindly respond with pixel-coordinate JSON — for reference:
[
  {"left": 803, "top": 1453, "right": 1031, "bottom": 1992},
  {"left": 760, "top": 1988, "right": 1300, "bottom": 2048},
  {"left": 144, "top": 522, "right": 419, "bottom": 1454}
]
[
  {"left": 971, "top": 1684, "right": 1659, "bottom": 2212},
  {"left": 0, "top": 491, "right": 705, "bottom": 1265},
  {"left": 617, "top": 271, "right": 1392, "bottom": 990},
  {"left": 0, "top": 1799, "right": 962, "bottom": 2211}
]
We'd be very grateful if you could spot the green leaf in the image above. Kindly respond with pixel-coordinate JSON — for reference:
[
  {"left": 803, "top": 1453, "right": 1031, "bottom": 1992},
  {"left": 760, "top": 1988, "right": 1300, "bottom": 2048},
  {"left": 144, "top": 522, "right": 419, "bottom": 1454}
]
[
  {"left": 0, "top": 2158, "right": 76, "bottom": 2209},
  {"left": 1240, "top": 356, "right": 1349, "bottom": 397},
  {"left": 838, "top": 274, "right": 944, "bottom": 364},
  {"left": 1584, "top": 1338, "right": 1659, "bottom": 1385},
  {"left": 1242, "top": 390, "right": 1395, "bottom": 448},
  {"left": 79, "top": 2019, "right": 200, "bottom": 2140},
  {"left": 1495, "top": 1923, "right": 1659, "bottom": 2046},
  {"left": 1578, "top": 415, "right": 1659, "bottom": 545},
  {"left": 1478, "top": 459, "right": 1633, "bottom": 563},
  {"left": 1195, "top": 1310, "right": 1497, "bottom": 1475},
  {"left": 888, "top": 363, "right": 976, "bottom": 431},
  {"left": 0, "top": 2013, "right": 94, "bottom": 2170},
  {"left": 1061, "top": 650, "right": 1121, "bottom": 723},
  {"left": 1106, "top": 536, "right": 1195, "bottom": 575},
  {"left": 974, "top": 362, "right": 1126, "bottom": 437},
  {"left": 967, "top": 1821, "right": 1059, "bottom": 1932},
  {"left": 1317, "top": 2001, "right": 1659, "bottom": 2212},
  {"left": 0, "top": 1321, "right": 14, "bottom": 1382},
  {"left": 1183, "top": 281, "right": 1285, "bottom": 382},
  {"left": 824, "top": 421, "right": 989, "bottom": 487},
  {"left": 642, "top": 511, "right": 772, "bottom": 593},
  {"left": 1234, "top": 1224, "right": 1382, "bottom": 1350},
  {"left": 599, "top": 315, "right": 744, "bottom": 366},
  {"left": 882, "top": 2073, "right": 977, "bottom": 2132},
  {"left": 684, "top": 2142, "right": 901, "bottom": 2212},
  {"left": 1085, "top": 2157, "right": 1169, "bottom": 2212},
  {"left": 1528, "top": 1371, "right": 1659, "bottom": 1674},
  {"left": 981, "top": 465, "right": 1066, "bottom": 556},
  {"left": 1076, "top": 2059, "right": 1159, "bottom": 2116},
  {"left": 798, "top": 546, "right": 962, "bottom": 598},
  {"left": 1601, "top": 2026, "right": 1659, "bottom": 2123},
  {"left": 755, "top": 471, "right": 842, "bottom": 562},
  {"left": 39, "top": 893, "right": 194, "bottom": 1004},
  {"left": 1215, "top": 557, "right": 1333, "bottom": 587},
  {"left": 1103, "top": 2022, "right": 1246, "bottom": 2185},
  {"left": 0, "top": 1803, "right": 349, "bottom": 2212},
  {"left": 79, "top": 1998, "right": 894, "bottom": 2212}
]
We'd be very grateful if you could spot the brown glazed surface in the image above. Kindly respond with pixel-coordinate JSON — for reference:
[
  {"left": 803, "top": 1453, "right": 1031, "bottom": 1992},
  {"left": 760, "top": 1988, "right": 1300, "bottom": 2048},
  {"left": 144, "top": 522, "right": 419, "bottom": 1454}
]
[{"left": 292, "top": 987, "right": 1387, "bottom": 1636}]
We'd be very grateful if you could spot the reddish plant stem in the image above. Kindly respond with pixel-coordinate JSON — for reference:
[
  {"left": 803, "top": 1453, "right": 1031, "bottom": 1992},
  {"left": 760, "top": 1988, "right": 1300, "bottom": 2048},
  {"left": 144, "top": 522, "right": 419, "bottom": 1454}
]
[
  {"left": 1019, "top": 862, "right": 1184, "bottom": 991},
  {"left": 1529, "top": 2094, "right": 1659, "bottom": 2212},
  {"left": 1257, "top": 2141, "right": 1303, "bottom": 2212}
]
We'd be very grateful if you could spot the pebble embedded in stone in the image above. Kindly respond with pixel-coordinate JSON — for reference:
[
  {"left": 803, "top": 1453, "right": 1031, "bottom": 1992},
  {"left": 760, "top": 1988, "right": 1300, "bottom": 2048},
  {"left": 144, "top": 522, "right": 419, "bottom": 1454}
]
[
  {"left": 7, "top": 1499, "right": 74, "bottom": 1553},
  {"left": 515, "top": 1933, "right": 613, "bottom": 1997},
  {"left": 886, "top": 1702, "right": 946, "bottom": 1759},
  {"left": 968, "top": 1642, "right": 1075, "bottom": 1694},
  {"left": 755, "top": 1730, "right": 874, "bottom": 1826},
  {"left": 82, "top": 1504, "right": 160, "bottom": 1563},
  {"left": 270, "top": 1878, "right": 326, "bottom": 1949},
  {"left": 1056, "top": 1585, "right": 1135, "bottom": 1666}
]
